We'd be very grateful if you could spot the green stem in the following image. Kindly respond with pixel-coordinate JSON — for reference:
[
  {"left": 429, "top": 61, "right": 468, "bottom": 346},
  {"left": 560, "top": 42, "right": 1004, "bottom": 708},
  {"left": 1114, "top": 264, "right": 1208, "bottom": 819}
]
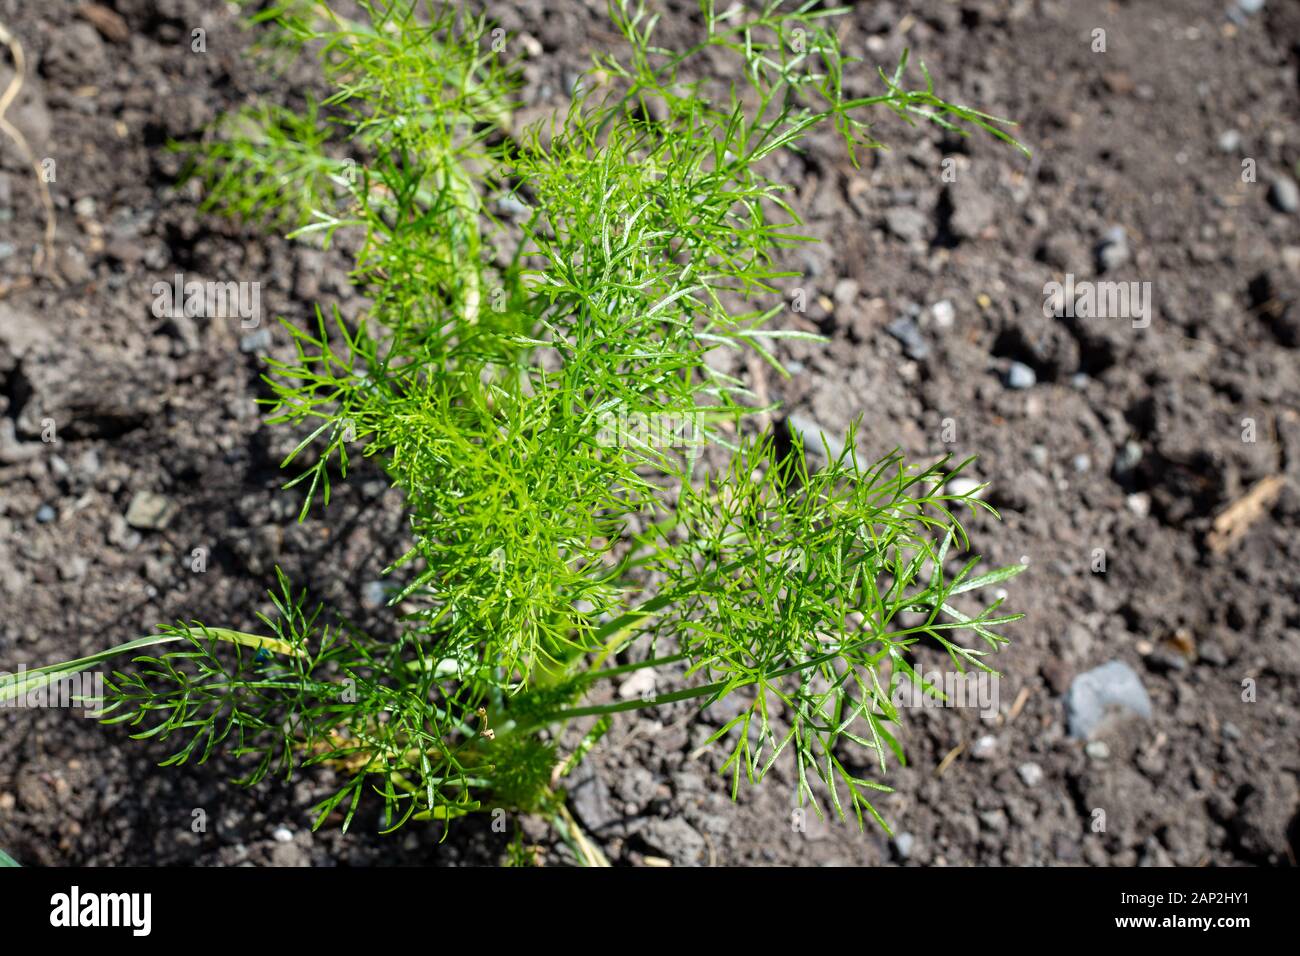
[
  {"left": 582, "top": 651, "right": 688, "bottom": 682},
  {"left": 0, "top": 628, "right": 299, "bottom": 705},
  {"left": 543, "top": 680, "right": 726, "bottom": 723}
]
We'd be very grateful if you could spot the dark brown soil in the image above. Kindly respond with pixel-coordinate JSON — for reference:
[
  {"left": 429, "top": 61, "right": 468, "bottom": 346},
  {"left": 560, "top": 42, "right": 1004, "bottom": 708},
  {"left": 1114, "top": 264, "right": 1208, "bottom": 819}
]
[{"left": 1, "top": 0, "right": 1297, "bottom": 867}]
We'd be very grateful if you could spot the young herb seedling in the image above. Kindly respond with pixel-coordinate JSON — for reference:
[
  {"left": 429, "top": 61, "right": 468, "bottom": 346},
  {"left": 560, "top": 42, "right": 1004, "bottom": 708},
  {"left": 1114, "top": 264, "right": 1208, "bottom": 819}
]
[{"left": 4, "top": 1, "right": 1028, "bottom": 858}]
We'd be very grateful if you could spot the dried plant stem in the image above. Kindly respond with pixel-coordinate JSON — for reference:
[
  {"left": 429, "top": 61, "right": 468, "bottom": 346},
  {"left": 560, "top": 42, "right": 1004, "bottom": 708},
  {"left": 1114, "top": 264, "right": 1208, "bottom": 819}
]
[{"left": 0, "top": 19, "right": 58, "bottom": 290}]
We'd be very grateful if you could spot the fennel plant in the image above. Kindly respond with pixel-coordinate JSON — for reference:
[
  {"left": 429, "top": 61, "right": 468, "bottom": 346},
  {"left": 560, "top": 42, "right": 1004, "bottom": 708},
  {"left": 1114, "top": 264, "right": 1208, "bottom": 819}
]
[{"left": 2, "top": 0, "right": 1027, "bottom": 857}]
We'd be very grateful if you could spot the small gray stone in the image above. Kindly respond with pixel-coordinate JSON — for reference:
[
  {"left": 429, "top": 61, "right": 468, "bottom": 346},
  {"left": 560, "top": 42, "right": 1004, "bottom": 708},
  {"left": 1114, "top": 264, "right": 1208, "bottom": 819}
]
[
  {"left": 494, "top": 195, "right": 529, "bottom": 221},
  {"left": 884, "top": 207, "right": 928, "bottom": 243},
  {"left": 946, "top": 476, "right": 985, "bottom": 499},
  {"left": 59, "top": 556, "right": 89, "bottom": 581},
  {"left": 1065, "top": 660, "right": 1153, "bottom": 739},
  {"left": 1072, "top": 453, "right": 1091, "bottom": 473},
  {"left": 1198, "top": 642, "right": 1228, "bottom": 667},
  {"left": 617, "top": 668, "right": 657, "bottom": 701},
  {"left": 1005, "top": 361, "right": 1037, "bottom": 390},
  {"left": 569, "top": 768, "right": 620, "bottom": 833},
  {"left": 1231, "top": 778, "right": 1293, "bottom": 863},
  {"left": 930, "top": 299, "right": 956, "bottom": 329},
  {"left": 786, "top": 414, "right": 845, "bottom": 464},
  {"left": 1114, "top": 440, "right": 1143, "bottom": 474},
  {"left": 0, "top": 301, "right": 54, "bottom": 360},
  {"left": 58, "top": 246, "right": 92, "bottom": 284},
  {"left": 1216, "top": 129, "right": 1241, "bottom": 154},
  {"left": 886, "top": 317, "right": 930, "bottom": 360},
  {"left": 1126, "top": 492, "right": 1151, "bottom": 518},
  {"left": 240, "top": 328, "right": 273, "bottom": 353},
  {"left": 971, "top": 734, "right": 998, "bottom": 760},
  {"left": 35, "top": 504, "right": 56, "bottom": 524},
  {"left": 613, "top": 766, "right": 658, "bottom": 810},
  {"left": 1085, "top": 740, "right": 1111, "bottom": 761},
  {"left": 947, "top": 181, "right": 996, "bottom": 240},
  {"left": 293, "top": 249, "right": 324, "bottom": 300},
  {"left": 891, "top": 831, "right": 915, "bottom": 861},
  {"left": 1144, "top": 646, "right": 1189, "bottom": 674},
  {"left": 1269, "top": 177, "right": 1299, "bottom": 214},
  {"left": 124, "top": 491, "right": 176, "bottom": 531},
  {"left": 702, "top": 691, "right": 747, "bottom": 725},
  {"left": 832, "top": 278, "right": 859, "bottom": 306},
  {"left": 166, "top": 312, "right": 201, "bottom": 354},
  {"left": 1095, "top": 226, "right": 1130, "bottom": 273},
  {"left": 640, "top": 817, "right": 706, "bottom": 866},
  {"left": 361, "top": 580, "right": 388, "bottom": 610},
  {"left": 272, "top": 826, "right": 294, "bottom": 843},
  {"left": 1017, "top": 762, "right": 1044, "bottom": 787},
  {"left": 1040, "top": 234, "right": 1087, "bottom": 272},
  {"left": 270, "top": 841, "right": 310, "bottom": 867},
  {"left": 107, "top": 513, "right": 142, "bottom": 550}
]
